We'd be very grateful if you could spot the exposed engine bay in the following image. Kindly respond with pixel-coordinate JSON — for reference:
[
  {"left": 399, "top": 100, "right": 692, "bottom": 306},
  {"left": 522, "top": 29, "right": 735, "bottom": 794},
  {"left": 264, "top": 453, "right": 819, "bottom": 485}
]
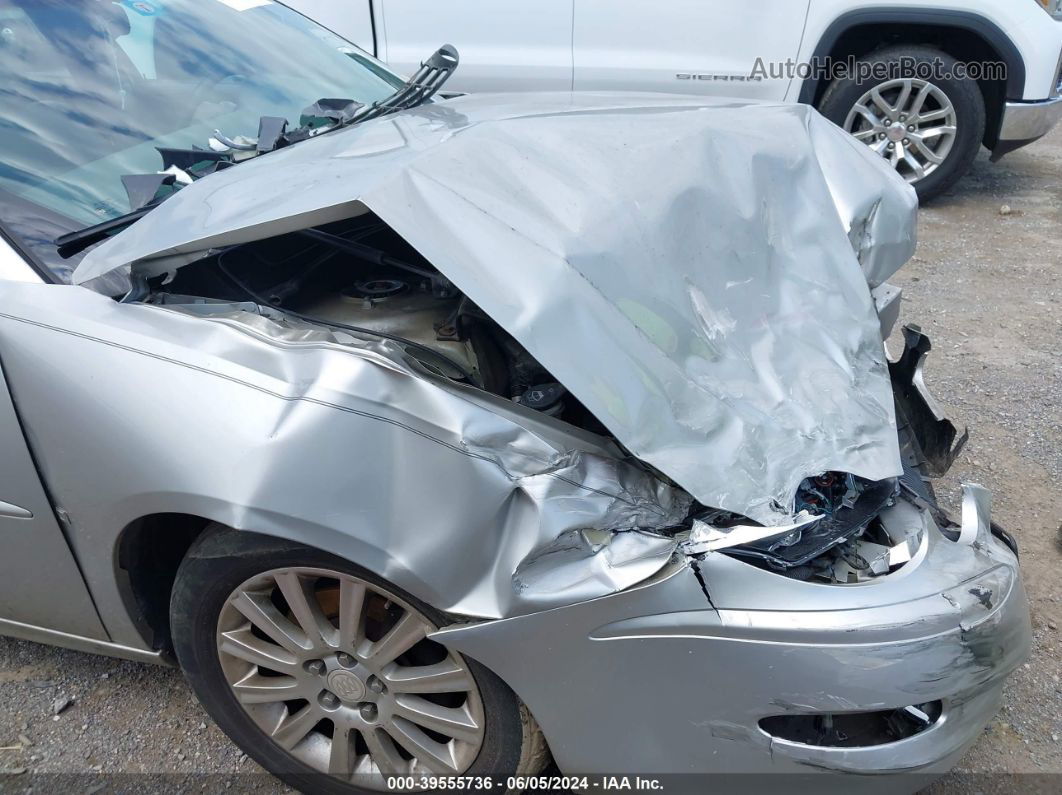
[
  {"left": 685, "top": 472, "right": 921, "bottom": 583},
  {"left": 163, "top": 213, "right": 601, "bottom": 430},
  {"left": 157, "top": 213, "right": 941, "bottom": 587}
]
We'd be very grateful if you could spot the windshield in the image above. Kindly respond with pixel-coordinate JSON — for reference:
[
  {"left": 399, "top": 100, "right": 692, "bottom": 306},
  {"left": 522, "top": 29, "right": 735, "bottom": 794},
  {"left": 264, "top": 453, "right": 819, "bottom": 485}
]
[{"left": 0, "top": 0, "right": 403, "bottom": 268}]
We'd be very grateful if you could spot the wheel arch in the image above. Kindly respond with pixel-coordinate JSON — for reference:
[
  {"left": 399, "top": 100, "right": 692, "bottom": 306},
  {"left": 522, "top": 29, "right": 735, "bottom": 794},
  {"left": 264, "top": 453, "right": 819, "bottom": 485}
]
[
  {"left": 115, "top": 512, "right": 213, "bottom": 655},
  {"left": 799, "top": 9, "right": 1023, "bottom": 148},
  {"left": 113, "top": 512, "right": 439, "bottom": 657}
]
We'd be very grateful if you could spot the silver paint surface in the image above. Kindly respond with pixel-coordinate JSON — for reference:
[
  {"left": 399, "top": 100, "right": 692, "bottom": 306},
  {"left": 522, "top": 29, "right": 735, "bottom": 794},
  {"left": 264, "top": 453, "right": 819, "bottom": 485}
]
[
  {"left": 73, "top": 92, "right": 918, "bottom": 524},
  {"left": 0, "top": 284, "right": 689, "bottom": 631},
  {"left": 0, "top": 357, "right": 108, "bottom": 638}
]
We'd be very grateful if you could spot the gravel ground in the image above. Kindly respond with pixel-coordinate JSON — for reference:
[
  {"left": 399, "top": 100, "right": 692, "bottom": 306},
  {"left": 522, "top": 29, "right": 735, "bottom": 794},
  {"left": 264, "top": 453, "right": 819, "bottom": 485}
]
[{"left": 1, "top": 127, "right": 1060, "bottom": 792}]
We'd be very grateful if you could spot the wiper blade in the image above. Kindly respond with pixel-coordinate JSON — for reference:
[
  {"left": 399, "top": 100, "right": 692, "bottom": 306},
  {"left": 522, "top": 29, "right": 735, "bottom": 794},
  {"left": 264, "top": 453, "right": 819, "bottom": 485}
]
[
  {"left": 216, "top": 45, "right": 460, "bottom": 160},
  {"left": 54, "top": 161, "right": 192, "bottom": 257},
  {"left": 250, "top": 44, "right": 462, "bottom": 152},
  {"left": 55, "top": 151, "right": 225, "bottom": 257},
  {"left": 55, "top": 201, "right": 161, "bottom": 258},
  {"left": 57, "top": 46, "right": 461, "bottom": 259}
]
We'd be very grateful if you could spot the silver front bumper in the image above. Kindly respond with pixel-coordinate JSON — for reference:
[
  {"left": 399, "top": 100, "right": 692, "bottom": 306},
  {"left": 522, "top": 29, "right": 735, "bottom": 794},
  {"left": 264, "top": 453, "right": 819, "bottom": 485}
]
[
  {"left": 992, "top": 95, "right": 1062, "bottom": 159},
  {"left": 434, "top": 516, "right": 1031, "bottom": 789}
]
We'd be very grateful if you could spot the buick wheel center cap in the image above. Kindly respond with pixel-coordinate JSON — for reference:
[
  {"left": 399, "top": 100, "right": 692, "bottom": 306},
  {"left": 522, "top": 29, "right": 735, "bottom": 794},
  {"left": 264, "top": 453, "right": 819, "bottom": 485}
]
[
  {"left": 327, "top": 669, "right": 366, "bottom": 702},
  {"left": 887, "top": 126, "right": 906, "bottom": 142}
]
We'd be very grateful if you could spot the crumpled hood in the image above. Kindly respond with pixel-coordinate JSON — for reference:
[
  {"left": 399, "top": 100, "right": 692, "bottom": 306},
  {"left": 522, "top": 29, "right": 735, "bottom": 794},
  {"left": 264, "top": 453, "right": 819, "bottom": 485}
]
[{"left": 74, "top": 92, "right": 917, "bottom": 524}]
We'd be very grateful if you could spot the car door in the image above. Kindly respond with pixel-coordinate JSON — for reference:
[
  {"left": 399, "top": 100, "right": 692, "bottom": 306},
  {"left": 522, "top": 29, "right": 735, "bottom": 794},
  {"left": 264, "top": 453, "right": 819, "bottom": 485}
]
[
  {"left": 573, "top": 0, "right": 811, "bottom": 101},
  {"left": 376, "top": 0, "right": 574, "bottom": 92},
  {"left": 0, "top": 242, "right": 109, "bottom": 640}
]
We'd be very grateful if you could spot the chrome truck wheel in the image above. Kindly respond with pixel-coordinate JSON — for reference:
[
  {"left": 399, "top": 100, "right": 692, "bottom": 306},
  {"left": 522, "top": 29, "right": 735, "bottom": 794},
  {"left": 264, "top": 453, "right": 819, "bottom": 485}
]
[
  {"left": 844, "top": 77, "right": 958, "bottom": 183},
  {"left": 818, "top": 45, "right": 985, "bottom": 202},
  {"left": 171, "top": 527, "right": 546, "bottom": 793}
]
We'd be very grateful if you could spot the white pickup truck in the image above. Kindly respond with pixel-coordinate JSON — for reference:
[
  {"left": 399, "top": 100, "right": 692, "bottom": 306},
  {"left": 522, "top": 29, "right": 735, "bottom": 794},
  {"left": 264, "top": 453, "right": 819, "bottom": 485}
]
[{"left": 285, "top": 0, "right": 1062, "bottom": 199}]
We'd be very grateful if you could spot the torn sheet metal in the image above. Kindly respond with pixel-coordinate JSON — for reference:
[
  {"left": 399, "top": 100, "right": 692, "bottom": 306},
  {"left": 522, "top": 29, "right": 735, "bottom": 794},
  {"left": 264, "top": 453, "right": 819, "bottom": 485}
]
[
  {"left": 73, "top": 92, "right": 916, "bottom": 523},
  {"left": 809, "top": 119, "right": 919, "bottom": 289},
  {"left": 959, "top": 483, "right": 992, "bottom": 547},
  {"left": 0, "top": 283, "right": 689, "bottom": 620},
  {"left": 682, "top": 512, "right": 819, "bottom": 555},
  {"left": 514, "top": 528, "right": 679, "bottom": 612},
  {"left": 871, "top": 282, "right": 902, "bottom": 340}
]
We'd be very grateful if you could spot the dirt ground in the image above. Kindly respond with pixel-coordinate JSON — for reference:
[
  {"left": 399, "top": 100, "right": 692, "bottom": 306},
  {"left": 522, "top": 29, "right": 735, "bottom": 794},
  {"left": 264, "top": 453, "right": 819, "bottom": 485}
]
[{"left": 0, "top": 127, "right": 1060, "bottom": 792}]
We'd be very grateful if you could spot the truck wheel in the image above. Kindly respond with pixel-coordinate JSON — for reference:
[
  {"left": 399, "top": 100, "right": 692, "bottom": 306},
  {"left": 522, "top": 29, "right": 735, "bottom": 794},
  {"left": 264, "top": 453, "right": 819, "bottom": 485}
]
[
  {"left": 171, "top": 527, "right": 547, "bottom": 793},
  {"left": 817, "top": 45, "right": 985, "bottom": 201}
]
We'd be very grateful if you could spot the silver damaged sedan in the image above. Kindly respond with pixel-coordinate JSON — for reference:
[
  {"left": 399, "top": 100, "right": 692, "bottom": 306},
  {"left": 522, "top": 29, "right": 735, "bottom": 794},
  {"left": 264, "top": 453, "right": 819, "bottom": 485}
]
[{"left": 0, "top": 1, "right": 1031, "bottom": 792}]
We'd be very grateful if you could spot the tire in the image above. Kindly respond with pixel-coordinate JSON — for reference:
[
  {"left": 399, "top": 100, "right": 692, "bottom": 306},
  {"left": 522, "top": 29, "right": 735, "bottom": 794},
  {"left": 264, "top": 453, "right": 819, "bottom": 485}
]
[
  {"left": 817, "top": 45, "right": 986, "bottom": 202},
  {"left": 171, "top": 526, "right": 547, "bottom": 793}
]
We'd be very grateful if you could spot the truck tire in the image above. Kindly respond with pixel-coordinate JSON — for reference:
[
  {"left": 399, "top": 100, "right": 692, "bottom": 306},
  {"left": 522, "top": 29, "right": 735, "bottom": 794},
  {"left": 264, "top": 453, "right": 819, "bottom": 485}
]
[{"left": 817, "top": 45, "right": 986, "bottom": 201}]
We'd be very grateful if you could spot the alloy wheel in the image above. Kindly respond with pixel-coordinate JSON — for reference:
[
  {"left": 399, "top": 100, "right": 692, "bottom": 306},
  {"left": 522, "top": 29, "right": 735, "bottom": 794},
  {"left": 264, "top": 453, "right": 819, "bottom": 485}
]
[
  {"left": 216, "top": 567, "right": 485, "bottom": 787},
  {"left": 844, "top": 78, "right": 958, "bottom": 183}
]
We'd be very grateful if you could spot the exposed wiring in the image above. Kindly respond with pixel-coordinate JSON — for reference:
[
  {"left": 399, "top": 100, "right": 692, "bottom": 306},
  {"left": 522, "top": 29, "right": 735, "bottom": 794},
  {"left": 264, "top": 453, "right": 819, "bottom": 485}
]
[{"left": 215, "top": 250, "right": 475, "bottom": 383}]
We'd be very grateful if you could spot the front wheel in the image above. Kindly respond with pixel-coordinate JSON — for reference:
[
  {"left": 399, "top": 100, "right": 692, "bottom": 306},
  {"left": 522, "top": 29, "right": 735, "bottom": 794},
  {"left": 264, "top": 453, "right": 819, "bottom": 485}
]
[
  {"left": 817, "top": 46, "right": 986, "bottom": 201},
  {"left": 170, "top": 527, "right": 547, "bottom": 793}
]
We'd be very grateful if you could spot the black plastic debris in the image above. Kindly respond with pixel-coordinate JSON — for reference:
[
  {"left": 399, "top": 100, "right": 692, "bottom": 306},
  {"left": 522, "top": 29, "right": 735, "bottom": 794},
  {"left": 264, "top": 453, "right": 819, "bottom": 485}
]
[
  {"left": 120, "top": 173, "right": 176, "bottom": 212},
  {"left": 256, "top": 116, "right": 288, "bottom": 153},
  {"left": 156, "top": 146, "right": 232, "bottom": 175},
  {"left": 299, "top": 98, "right": 366, "bottom": 130}
]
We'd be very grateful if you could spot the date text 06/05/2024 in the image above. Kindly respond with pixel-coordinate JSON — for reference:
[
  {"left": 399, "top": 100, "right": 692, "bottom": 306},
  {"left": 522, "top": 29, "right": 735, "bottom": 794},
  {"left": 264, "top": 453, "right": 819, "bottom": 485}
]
[{"left": 384, "top": 776, "right": 665, "bottom": 790}]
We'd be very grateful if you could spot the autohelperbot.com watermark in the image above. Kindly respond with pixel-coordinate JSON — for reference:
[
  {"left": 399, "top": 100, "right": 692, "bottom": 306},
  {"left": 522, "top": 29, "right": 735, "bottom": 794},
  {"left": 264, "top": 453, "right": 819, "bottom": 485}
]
[{"left": 749, "top": 55, "right": 1007, "bottom": 83}]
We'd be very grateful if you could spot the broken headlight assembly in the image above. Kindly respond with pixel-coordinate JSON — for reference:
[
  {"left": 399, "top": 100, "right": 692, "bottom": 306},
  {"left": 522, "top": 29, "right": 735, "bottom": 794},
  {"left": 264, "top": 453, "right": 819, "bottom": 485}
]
[{"left": 684, "top": 472, "right": 923, "bottom": 583}]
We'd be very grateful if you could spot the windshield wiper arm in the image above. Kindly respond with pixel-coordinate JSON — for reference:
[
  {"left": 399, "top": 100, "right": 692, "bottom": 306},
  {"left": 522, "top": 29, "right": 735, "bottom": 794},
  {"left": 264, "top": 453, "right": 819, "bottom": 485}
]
[
  {"left": 54, "top": 201, "right": 161, "bottom": 258},
  {"left": 344, "top": 44, "right": 459, "bottom": 126},
  {"left": 55, "top": 164, "right": 196, "bottom": 257},
  {"left": 253, "top": 45, "right": 462, "bottom": 152},
  {"left": 56, "top": 46, "right": 460, "bottom": 260}
]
